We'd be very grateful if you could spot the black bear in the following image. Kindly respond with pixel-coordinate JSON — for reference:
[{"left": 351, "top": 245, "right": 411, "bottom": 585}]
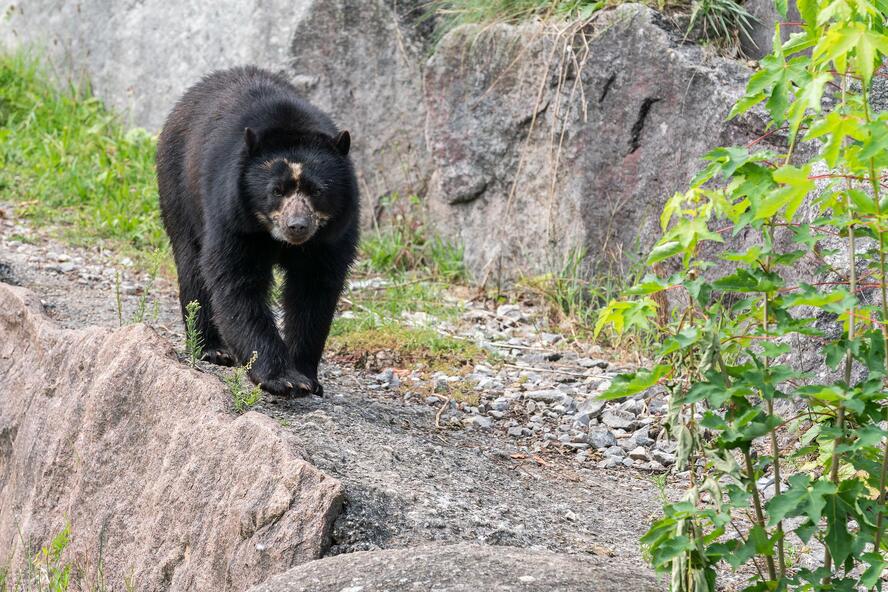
[{"left": 157, "top": 66, "right": 359, "bottom": 397}]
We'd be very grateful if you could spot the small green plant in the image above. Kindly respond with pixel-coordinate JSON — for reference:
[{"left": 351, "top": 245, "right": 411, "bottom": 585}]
[
  {"left": 226, "top": 352, "right": 263, "bottom": 413},
  {"left": 597, "top": 1, "right": 888, "bottom": 589},
  {"left": 184, "top": 300, "right": 204, "bottom": 368},
  {"left": 3, "top": 524, "right": 71, "bottom": 592},
  {"left": 33, "top": 525, "right": 72, "bottom": 592},
  {"left": 128, "top": 269, "right": 159, "bottom": 324}
]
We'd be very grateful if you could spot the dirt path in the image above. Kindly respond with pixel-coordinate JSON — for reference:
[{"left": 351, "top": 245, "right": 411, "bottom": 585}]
[{"left": 0, "top": 205, "right": 666, "bottom": 577}]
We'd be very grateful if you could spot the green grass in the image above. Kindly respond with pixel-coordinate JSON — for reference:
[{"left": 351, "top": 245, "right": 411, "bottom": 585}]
[
  {"left": 430, "top": 0, "right": 755, "bottom": 53},
  {"left": 330, "top": 274, "right": 486, "bottom": 371},
  {"left": 359, "top": 195, "right": 466, "bottom": 282},
  {"left": 430, "top": 0, "right": 604, "bottom": 28},
  {"left": 685, "top": 0, "right": 755, "bottom": 48},
  {"left": 328, "top": 319, "right": 485, "bottom": 371},
  {"left": 184, "top": 300, "right": 204, "bottom": 367},
  {"left": 0, "top": 52, "right": 168, "bottom": 269},
  {"left": 515, "top": 247, "right": 660, "bottom": 352}
]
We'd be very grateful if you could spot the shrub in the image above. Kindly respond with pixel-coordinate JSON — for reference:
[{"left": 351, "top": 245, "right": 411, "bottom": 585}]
[{"left": 597, "top": 1, "right": 888, "bottom": 589}]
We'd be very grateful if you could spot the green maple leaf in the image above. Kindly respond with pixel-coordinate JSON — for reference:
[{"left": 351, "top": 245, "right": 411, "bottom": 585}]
[
  {"left": 766, "top": 473, "right": 836, "bottom": 525},
  {"left": 814, "top": 23, "right": 888, "bottom": 84},
  {"left": 805, "top": 111, "right": 866, "bottom": 167},
  {"left": 752, "top": 164, "right": 814, "bottom": 221},
  {"left": 786, "top": 71, "right": 831, "bottom": 142}
]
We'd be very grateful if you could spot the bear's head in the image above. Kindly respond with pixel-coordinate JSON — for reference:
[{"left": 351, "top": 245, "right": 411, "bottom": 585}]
[{"left": 242, "top": 127, "right": 352, "bottom": 245}]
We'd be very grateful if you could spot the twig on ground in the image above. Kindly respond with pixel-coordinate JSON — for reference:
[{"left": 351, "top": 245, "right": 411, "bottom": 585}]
[
  {"left": 504, "top": 363, "right": 592, "bottom": 378},
  {"left": 435, "top": 396, "right": 451, "bottom": 430}
]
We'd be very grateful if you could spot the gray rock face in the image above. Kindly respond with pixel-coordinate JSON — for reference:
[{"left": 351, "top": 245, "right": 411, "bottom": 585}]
[
  {"left": 287, "top": 0, "right": 430, "bottom": 207},
  {"left": 247, "top": 544, "right": 661, "bottom": 592},
  {"left": 740, "top": 0, "right": 802, "bottom": 59},
  {"left": 0, "top": 0, "right": 310, "bottom": 129},
  {"left": 0, "top": 284, "right": 343, "bottom": 591},
  {"left": 0, "top": 0, "right": 427, "bottom": 205},
  {"left": 424, "top": 5, "right": 756, "bottom": 282}
]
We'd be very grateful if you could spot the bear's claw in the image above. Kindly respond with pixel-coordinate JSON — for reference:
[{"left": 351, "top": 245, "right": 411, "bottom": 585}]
[
  {"left": 259, "top": 373, "right": 321, "bottom": 398},
  {"left": 202, "top": 349, "right": 235, "bottom": 367}
]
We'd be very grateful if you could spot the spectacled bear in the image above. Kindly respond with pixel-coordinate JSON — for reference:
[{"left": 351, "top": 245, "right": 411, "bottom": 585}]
[{"left": 157, "top": 66, "right": 359, "bottom": 397}]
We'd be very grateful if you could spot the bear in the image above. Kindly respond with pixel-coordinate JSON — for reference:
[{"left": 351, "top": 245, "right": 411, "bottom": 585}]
[{"left": 156, "top": 66, "right": 359, "bottom": 397}]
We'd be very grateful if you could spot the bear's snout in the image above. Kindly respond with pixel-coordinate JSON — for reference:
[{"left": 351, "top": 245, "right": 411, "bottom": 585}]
[{"left": 271, "top": 194, "right": 318, "bottom": 245}]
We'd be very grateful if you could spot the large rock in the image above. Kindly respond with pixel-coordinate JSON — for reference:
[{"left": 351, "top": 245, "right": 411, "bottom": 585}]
[
  {"left": 288, "top": 0, "right": 431, "bottom": 215},
  {"left": 247, "top": 543, "right": 661, "bottom": 592},
  {"left": 0, "top": 283, "right": 343, "bottom": 591},
  {"left": 0, "top": 0, "right": 428, "bottom": 203},
  {"left": 424, "top": 5, "right": 761, "bottom": 282}
]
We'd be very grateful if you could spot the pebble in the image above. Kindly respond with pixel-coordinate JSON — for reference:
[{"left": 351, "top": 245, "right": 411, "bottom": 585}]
[
  {"left": 587, "top": 427, "right": 617, "bottom": 449},
  {"left": 598, "top": 457, "right": 622, "bottom": 469},
  {"left": 652, "top": 450, "right": 676, "bottom": 466},
  {"left": 577, "top": 357, "right": 608, "bottom": 369},
  {"left": 525, "top": 389, "right": 571, "bottom": 405},
  {"left": 466, "top": 416, "right": 493, "bottom": 430},
  {"left": 490, "top": 397, "right": 511, "bottom": 412},
  {"left": 628, "top": 446, "right": 650, "bottom": 461},
  {"left": 576, "top": 398, "right": 605, "bottom": 418},
  {"left": 603, "top": 446, "right": 626, "bottom": 459},
  {"left": 495, "top": 304, "right": 523, "bottom": 319},
  {"left": 601, "top": 410, "right": 635, "bottom": 430},
  {"left": 633, "top": 426, "right": 654, "bottom": 447}
]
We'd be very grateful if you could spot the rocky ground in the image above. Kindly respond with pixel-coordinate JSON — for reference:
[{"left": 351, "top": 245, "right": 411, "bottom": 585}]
[{"left": 0, "top": 205, "right": 681, "bottom": 585}]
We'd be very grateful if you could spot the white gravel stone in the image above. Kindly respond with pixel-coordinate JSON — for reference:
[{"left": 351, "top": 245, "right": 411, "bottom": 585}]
[{"left": 629, "top": 446, "right": 649, "bottom": 461}]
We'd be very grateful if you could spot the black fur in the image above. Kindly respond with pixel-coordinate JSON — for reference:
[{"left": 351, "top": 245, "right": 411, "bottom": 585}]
[{"left": 157, "top": 66, "right": 359, "bottom": 397}]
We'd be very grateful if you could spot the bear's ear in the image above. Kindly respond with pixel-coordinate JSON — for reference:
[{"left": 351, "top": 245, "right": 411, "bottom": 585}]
[
  {"left": 244, "top": 127, "right": 260, "bottom": 156},
  {"left": 333, "top": 130, "right": 350, "bottom": 156}
]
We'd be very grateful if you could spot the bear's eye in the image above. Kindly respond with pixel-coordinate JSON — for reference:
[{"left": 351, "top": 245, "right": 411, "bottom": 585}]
[{"left": 272, "top": 187, "right": 283, "bottom": 198}]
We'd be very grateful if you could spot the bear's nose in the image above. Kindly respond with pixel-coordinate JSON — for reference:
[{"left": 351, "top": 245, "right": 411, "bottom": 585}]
[{"left": 287, "top": 217, "right": 309, "bottom": 233}]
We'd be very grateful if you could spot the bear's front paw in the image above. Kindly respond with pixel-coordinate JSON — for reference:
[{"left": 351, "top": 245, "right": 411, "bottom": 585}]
[
  {"left": 258, "top": 371, "right": 321, "bottom": 398},
  {"left": 202, "top": 348, "right": 236, "bottom": 367}
]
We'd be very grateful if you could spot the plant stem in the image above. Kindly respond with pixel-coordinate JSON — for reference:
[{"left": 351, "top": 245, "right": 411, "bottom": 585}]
[
  {"left": 875, "top": 440, "right": 888, "bottom": 551},
  {"left": 823, "top": 404, "right": 845, "bottom": 579},
  {"left": 767, "top": 400, "right": 785, "bottom": 577},
  {"left": 744, "top": 449, "right": 777, "bottom": 581},
  {"left": 761, "top": 220, "right": 786, "bottom": 578},
  {"left": 862, "top": 82, "right": 888, "bottom": 567}
]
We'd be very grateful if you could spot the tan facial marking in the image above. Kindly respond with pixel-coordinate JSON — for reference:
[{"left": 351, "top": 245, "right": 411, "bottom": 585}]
[
  {"left": 259, "top": 159, "right": 278, "bottom": 171},
  {"left": 289, "top": 162, "right": 303, "bottom": 183}
]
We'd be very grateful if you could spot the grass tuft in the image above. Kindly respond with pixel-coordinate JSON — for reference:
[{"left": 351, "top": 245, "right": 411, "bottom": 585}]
[
  {"left": 430, "top": 0, "right": 756, "bottom": 54},
  {"left": 360, "top": 195, "right": 466, "bottom": 281},
  {"left": 685, "top": 0, "right": 756, "bottom": 49},
  {"left": 0, "top": 524, "right": 134, "bottom": 592},
  {"left": 328, "top": 320, "right": 485, "bottom": 372}
]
